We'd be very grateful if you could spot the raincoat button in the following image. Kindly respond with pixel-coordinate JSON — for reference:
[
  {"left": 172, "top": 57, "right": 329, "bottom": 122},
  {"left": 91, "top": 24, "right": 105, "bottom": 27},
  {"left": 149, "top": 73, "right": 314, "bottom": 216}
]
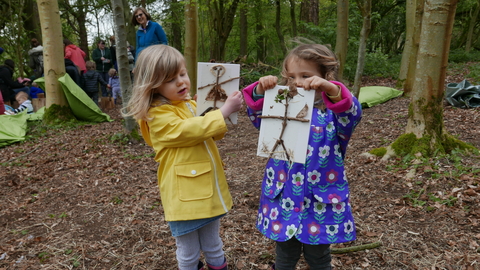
[
  {"left": 294, "top": 207, "right": 300, "bottom": 212},
  {"left": 191, "top": 170, "right": 197, "bottom": 175}
]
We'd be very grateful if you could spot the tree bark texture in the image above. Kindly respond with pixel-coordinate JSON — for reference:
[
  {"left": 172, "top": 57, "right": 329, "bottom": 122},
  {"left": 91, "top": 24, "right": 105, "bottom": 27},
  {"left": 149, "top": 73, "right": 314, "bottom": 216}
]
[
  {"left": 111, "top": 0, "right": 136, "bottom": 132},
  {"left": 403, "top": 0, "right": 425, "bottom": 95},
  {"left": 185, "top": 0, "right": 199, "bottom": 95},
  {"left": 335, "top": 0, "right": 349, "bottom": 81},
  {"left": 37, "top": 0, "right": 67, "bottom": 107},
  {"left": 406, "top": 0, "right": 458, "bottom": 141}
]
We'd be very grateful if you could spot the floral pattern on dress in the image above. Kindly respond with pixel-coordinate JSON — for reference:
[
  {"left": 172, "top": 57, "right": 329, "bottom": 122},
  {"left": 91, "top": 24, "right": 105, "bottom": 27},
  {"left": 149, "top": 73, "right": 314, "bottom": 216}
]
[{"left": 247, "top": 88, "right": 362, "bottom": 245}]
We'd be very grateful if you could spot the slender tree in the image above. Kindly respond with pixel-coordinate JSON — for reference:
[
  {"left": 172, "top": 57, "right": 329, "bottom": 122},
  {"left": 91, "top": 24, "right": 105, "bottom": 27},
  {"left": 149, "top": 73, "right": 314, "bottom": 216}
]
[
  {"left": 465, "top": 0, "right": 480, "bottom": 52},
  {"left": 275, "top": 0, "right": 287, "bottom": 55},
  {"left": 206, "top": 0, "right": 240, "bottom": 61},
  {"left": 335, "top": 0, "right": 349, "bottom": 81},
  {"left": 352, "top": 0, "right": 372, "bottom": 97},
  {"left": 185, "top": 0, "right": 199, "bottom": 95},
  {"left": 37, "top": 0, "right": 67, "bottom": 107},
  {"left": 111, "top": 0, "right": 136, "bottom": 132}
]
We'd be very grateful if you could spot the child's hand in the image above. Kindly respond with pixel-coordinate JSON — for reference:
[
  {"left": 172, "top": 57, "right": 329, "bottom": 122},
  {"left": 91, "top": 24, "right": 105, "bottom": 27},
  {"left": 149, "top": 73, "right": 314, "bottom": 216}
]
[
  {"left": 220, "top": 91, "right": 243, "bottom": 118},
  {"left": 256, "top": 75, "right": 278, "bottom": 95},
  {"left": 303, "top": 76, "right": 341, "bottom": 100}
]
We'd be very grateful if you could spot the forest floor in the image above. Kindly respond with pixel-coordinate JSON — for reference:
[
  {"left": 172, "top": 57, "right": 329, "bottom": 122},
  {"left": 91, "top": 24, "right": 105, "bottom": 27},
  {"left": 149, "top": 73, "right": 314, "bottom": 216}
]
[{"left": 1, "top": 68, "right": 480, "bottom": 270}]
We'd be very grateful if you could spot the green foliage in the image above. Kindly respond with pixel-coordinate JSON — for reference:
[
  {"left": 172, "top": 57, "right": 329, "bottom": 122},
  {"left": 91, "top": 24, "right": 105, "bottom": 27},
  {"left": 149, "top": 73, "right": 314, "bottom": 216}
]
[
  {"left": 448, "top": 48, "right": 480, "bottom": 63},
  {"left": 369, "top": 147, "right": 387, "bottom": 157}
]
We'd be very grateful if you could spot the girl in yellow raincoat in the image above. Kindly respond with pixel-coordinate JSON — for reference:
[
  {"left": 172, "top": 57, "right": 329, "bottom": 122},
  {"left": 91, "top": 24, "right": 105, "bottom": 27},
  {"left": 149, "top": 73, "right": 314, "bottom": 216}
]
[{"left": 123, "top": 45, "right": 242, "bottom": 270}]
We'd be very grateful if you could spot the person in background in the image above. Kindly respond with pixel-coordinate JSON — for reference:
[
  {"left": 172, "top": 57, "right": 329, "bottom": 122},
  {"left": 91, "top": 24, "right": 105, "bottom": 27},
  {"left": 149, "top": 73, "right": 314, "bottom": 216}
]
[
  {"left": 109, "top": 36, "right": 117, "bottom": 70},
  {"left": 108, "top": 68, "right": 121, "bottom": 104},
  {"left": 28, "top": 38, "right": 44, "bottom": 79},
  {"left": 91, "top": 40, "right": 113, "bottom": 97},
  {"left": 0, "top": 59, "right": 30, "bottom": 104},
  {"left": 127, "top": 45, "right": 135, "bottom": 81},
  {"left": 29, "top": 82, "right": 45, "bottom": 99},
  {"left": 0, "top": 91, "right": 5, "bottom": 115},
  {"left": 4, "top": 91, "right": 33, "bottom": 115},
  {"left": 82, "top": 61, "right": 110, "bottom": 106},
  {"left": 65, "top": 59, "right": 82, "bottom": 86},
  {"left": 63, "top": 39, "right": 87, "bottom": 74},
  {"left": 131, "top": 7, "right": 168, "bottom": 60}
]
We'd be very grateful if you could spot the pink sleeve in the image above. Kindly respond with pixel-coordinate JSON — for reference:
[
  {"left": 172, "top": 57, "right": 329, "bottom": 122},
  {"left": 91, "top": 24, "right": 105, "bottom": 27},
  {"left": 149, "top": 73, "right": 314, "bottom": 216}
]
[
  {"left": 322, "top": 81, "right": 353, "bottom": 114},
  {"left": 242, "top": 81, "right": 264, "bottom": 111},
  {"left": 80, "top": 49, "right": 86, "bottom": 58}
]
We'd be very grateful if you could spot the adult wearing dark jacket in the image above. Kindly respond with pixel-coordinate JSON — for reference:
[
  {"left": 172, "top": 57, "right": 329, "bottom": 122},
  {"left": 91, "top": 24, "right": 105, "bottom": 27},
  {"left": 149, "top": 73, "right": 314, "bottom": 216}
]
[
  {"left": 91, "top": 40, "right": 112, "bottom": 97},
  {"left": 0, "top": 59, "right": 29, "bottom": 104}
]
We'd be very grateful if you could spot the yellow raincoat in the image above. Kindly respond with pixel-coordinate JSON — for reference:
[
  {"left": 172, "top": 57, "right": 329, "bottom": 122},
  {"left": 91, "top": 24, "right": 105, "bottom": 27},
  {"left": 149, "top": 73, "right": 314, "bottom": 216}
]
[{"left": 139, "top": 100, "right": 232, "bottom": 221}]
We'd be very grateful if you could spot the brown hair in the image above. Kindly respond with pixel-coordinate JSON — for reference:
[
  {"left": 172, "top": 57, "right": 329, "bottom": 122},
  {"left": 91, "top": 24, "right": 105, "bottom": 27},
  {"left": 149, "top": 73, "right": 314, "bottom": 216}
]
[
  {"left": 280, "top": 44, "right": 339, "bottom": 85},
  {"left": 31, "top": 38, "right": 40, "bottom": 48},
  {"left": 63, "top": 39, "right": 73, "bottom": 46},
  {"left": 108, "top": 68, "right": 117, "bottom": 77},
  {"left": 86, "top": 61, "right": 96, "bottom": 70},
  {"left": 131, "top": 7, "right": 152, "bottom": 26}
]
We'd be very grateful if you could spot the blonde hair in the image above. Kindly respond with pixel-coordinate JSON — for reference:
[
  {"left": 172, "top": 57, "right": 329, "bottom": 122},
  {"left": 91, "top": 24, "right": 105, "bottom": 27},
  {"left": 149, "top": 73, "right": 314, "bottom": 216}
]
[
  {"left": 280, "top": 44, "right": 339, "bottom": 85},
  {"left": 86, "top": 61, "right": 96, "bottom": 70},
  {"left": 108, "top": 68, "right": 117, "bottom": 77},
  {"left": 122, "top": 45, "right": 188, "bottom": 122},
  {"left": 15, "top": 91, "right": 29, "bottom": 101}
]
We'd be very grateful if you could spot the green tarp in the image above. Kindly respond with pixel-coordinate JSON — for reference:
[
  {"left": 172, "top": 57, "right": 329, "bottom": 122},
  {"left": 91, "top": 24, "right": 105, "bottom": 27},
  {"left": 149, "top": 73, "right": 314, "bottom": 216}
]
[
  {"left": 1, "top": 74, "right": 112, "bottom": 148},
  {"left": 358, "top": 86, "right": 404, "bottom": 108}
]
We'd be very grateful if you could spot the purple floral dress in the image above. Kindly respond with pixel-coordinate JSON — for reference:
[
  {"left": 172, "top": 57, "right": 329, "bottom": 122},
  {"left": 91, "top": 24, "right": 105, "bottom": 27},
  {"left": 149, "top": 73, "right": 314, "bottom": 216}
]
[{"left": 243, "top": 81, "right": 362, "bottom": 245}]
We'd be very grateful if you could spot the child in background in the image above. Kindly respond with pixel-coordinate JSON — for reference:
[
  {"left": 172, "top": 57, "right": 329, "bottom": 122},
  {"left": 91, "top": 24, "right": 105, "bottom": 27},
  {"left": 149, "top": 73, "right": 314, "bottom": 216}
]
[
  {"left": 123, "top": 45, "right": 242, "bottom": 270},
  {"left": 82, "top": 61, "right": 110, "bottom": 105},
  {"left": 108, "top": 68, "right": 122, "bottom": 104},
  {"left": 5, "top": 91, "right": 33, "bottom": 114},
  {"left": 242, "top": 44, "right": 363, "bottom": 270}
]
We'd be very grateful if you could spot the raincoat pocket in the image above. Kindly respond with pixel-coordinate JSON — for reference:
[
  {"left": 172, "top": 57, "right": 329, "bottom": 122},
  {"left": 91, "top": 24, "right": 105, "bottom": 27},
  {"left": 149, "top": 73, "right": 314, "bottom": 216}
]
[{"left": 175, "top": 160, "right": 213, "bottom": 201}]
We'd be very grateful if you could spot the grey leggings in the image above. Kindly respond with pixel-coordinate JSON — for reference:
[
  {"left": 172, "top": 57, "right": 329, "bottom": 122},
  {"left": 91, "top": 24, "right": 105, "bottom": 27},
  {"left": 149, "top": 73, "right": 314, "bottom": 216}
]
[
  {"left": 175, "top": 219, "right": 225, "bottom": 270},
  {"left": 275, "top": 237, "right": 332, "bottom": 270}
]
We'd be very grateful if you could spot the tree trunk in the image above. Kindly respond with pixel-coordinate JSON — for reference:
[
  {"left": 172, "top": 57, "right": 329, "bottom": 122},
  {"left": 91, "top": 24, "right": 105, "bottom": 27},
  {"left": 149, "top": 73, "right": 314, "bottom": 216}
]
[
  {"left": 402, "top": 0, "right": 425, "bottom": 95},
  {"left": 254, "top": 2, "right": 266, "bottom": 62},
  {"left": 300, "top": 0, "right": 319, "bottom": 26},
  {"left": 37, "top": 0, "right": 67, "bottom": 107},
  {"left": 111, "top": 0, "right": 136, "bottom": 132},
  {"left": 208, "top": 0, "right": 240, "bottom": 61},
  {"left": 185, "top": 0, "right": 199, "bottom": 95},
  {"left": 352, "top": 0, "right": 372, "bottom": 97},
  {"left": 335, "top": 0, "right": 349, "bottom": 81},
  {"left": 122, "top": 0, "right": 136, "bottom": 49},
  {"left": 23, "top": 0, "right": 42, "bottom": 42},
  {"left": 289, "top": 0, "right": 297, "bottom": 37},
  {"left": 466, "top": 0, "right": 480, "bottom": 52},
  {"left": 402, "top": 0, "right": 459, "bottom": 156},
  {"left": 275, "top": 0, "right": 287, "bottom": 55},
  {"left": 239, "top": 5, "right": 248, "bottom": 57},
  {"left": 170, "top": 0, "right": 184, "bottom": 51}
]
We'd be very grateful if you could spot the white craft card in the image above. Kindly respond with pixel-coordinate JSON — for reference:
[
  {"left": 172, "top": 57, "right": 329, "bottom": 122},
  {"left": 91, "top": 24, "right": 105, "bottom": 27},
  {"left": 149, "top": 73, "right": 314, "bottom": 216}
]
[
  {"left": 257, "top": 85, "right": 315, "bottom": 164},
  {"left": 196, "top": 62, "right": 240, "bottom": 124}
]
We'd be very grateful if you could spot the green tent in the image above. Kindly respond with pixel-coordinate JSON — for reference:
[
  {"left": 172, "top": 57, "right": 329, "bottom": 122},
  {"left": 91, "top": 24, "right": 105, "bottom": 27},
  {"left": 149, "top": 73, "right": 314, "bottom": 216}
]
[
  {"left": 358, "top": 86, "right": 404, "bottom": 108},
  {"left": 1, "top": 74, "right": 113, "bottom": 148}
]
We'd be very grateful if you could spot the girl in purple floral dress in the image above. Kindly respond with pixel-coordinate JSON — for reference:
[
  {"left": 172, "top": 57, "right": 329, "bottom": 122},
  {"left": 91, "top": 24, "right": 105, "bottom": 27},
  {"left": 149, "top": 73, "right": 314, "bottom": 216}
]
[{"left": 242, "top": 44, "right": 362, "bottom": 270}]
